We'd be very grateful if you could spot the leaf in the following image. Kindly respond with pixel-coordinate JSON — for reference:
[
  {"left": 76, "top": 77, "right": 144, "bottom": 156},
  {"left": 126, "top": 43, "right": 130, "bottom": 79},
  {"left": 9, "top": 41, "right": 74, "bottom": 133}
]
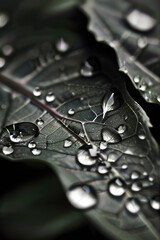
[
  {"left": 0, "top": 3, "right": 160, "bottom": 240},
  {"left": 81, "top": 0, "right": 160, "bottom": 104}
]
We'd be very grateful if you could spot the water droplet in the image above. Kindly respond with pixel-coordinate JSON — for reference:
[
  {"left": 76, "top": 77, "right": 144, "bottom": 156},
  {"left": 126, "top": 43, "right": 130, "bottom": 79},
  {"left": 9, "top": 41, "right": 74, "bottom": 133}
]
[
  {"left": 108, "top": 177, "right": 126, "bottom": 197},
  {"left": 5, "top": 122, "right": 39, "bottom": 143},
  {"left": 138, "top": 84, "right": 147, "bottom": 92},
  {"left": 64, "top": 139, "right": 73, "bottom": 148},
  {"left": 0, "top": 12, "right": 9, "bottom": 28},
  {"left": 117, "top": 125, "right": 127, "bottom": 134},
  {"left": 102, "top": 128, "right": 121, "bottom": 143},
  {"left": 100, "top": 141, "right": 107, "bottom": 150},
  {"left": 139, "top": 195, "right": 148, "bottom": 203},
  {"left": 2, "top": 45, "right": 14, "bottom": 56},
  {"left": 121, "top": 164, "right": 128, "bottom": 170},
  {"left": 66, "top": 183, "right": 98, "bottom": 210},
  {"left": 80, "top": 56, "right": 100, "bottom": 77},
  {"left": 126, "top": 9, "right": 156, "bottom": 32},
  {"left": 157, "top": 95, "right": 160, "bottom": 103},
  {"left": 126, "top": 198, "right": 140, "bottom": 214},
  {"left": 36, "top": 118, "right": 44, "bottom": 126},
  {"left": 68, "top": 108, "right": 75, "bottom": 116},
  {"left": 131, "top": 181, "right": 142, "bottom": 192},
  {"left": 56, "top": 38, "right": 69, "bottom": 53},
  {"left": 2, "top": 145, "right": 14, "bottom": 155},
  {"left": 31, "top": 148, "right": 41, "bottom": 156},
  {"left": 28, "top": 141, "right": 36, "bottom": 149},
  {"left": 143, "top": 171, "right": 148, "bottom": 176},
  {"left": 33, "top": 87, "right": 42, "bottom": 97},
  {"left": 108, "top": 152, "right": 120, "bottom": 163},
  {"left": 124, "top": 115, "right": 128, "bottom": 121},
  {"left": 89, "top": 145, "right": 98, "bottom": 157},
  {"left": 97, "top": 163, "right": 110, "bottom": 175},
  {"left": 150, "top": 196, "right": 160, "bottom": 210},
  {"left": 45, "top": 92, "right": 55, "bottom": 103},
  {"left": 137, "top": 37, "right": 148, "bottom": 48},
  {"left": 77, "top": 149, "right": 96, "bottom": 166},
  {"left": 138, "top": 129, "right": 146, "bottom": 140},
  {"left": 134, "top": 75, "right": 141, "bottom": 84},
  {"left": 131, "top": 171, "right": 140, "bottom": 180},
  {"left": 0, "top": 57, "right": 6, "bottom": 68},
  {"left": 148, "top": 176, "right": 154, "bottom": 182}
]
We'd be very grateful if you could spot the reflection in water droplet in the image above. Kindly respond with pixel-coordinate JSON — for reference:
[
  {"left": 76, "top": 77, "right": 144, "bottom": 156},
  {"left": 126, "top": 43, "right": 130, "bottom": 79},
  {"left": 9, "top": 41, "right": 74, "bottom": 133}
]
[
  {"left": 66, "top": 183, "right": 97, "bottom": 210},
  {"left": 108, "top": 177, "right": 126, "bottom": 197},
  {"left": 126, "top": 198, "right": 140, "bottom": 214},
  {"left": 2, "top": 146, "right": 14, "bottom": 155},
  {"left": 150, "top": 196, "right": 160, "bottom": 210},
  {"left": 2, "top": 45, "right": 14, "bottom": 56},
  {"left": 80, "top": 56, "right": 100, "bottom": 77},
  {"left": 45, "top": 92, "right": 55, "bottom": 103},
  {"left": 100, "top": 141, "right": 107, "bottom": 150},
  {"left": 108, "top": 152, "right": 120, "bottom": 163},
  {"left": 68, "top": 108, "right": 75, "bottom": 116},
  {"left": 0, "top": 57, "right": 6, "bottom": 68},
  {"left": 33, "top": 87, "right": 42, "bottom": 97},
  {"left": 126, "top": 9, "right": 156, "bottom": 32},
  {"left": 0, "top": 12, "right": 9, "bottom": 28},
  {"left": 102, "top": 128, "right": 121, "bottom": 143},
  {"left": 131, "top": 182, "right": 142, "bottom": 192},
  {"left": 64, "top": 139, "right": 72, "bottom": 148},
  {"left": 28, "top": 141, "right": 36, "bottom": 149},
  {"left": 31, "top": 148, "right": 41, "bottom": 156},
  {"left": 117, "top": 125, "right": 127, "bottom": 134},
  {"left": 77, "top": 149, "right": 96, "bottom": 166},
  {"left": 36, "top": 118, "right": 44, "bottom": 126},
  {"left": 56, "top": 38, "right": 69, "bottom": 53},
  {"left": 131, "top": 171, "right": 140, "bottom": 180},
  {"left": 134, "top": 75, "right": 141, "bottom": 84}
]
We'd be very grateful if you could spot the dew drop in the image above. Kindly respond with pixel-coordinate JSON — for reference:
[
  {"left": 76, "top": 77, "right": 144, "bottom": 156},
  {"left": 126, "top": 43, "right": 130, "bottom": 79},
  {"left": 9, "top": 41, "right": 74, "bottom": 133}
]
[
  {"left": 126, "top": 198, "right": 140, "bottom": 214},
  {"left": 117, "top": 125, "right": 127, "bottom": 134},
  {"left": 138, "top": 83, "right": 147, "bottom": 92},
  {"left": 100, "top": 141, "right": 107, "bottom": 150},
  {"left": 64, "top": 139, "right": 73, "bottom": 148},
  {"left": 108, "top": 177, "right": 126, "bottom": 197},
  {"left": 68, "top": 108, "right": 75, "bottom": 116},
  {"left": 77, "top": 149, "right": 96, "bottom": 166},
  {"left": 148, "top": 176, "right": 154, "bottom": 182},
  {"left": 31, "top": 148, "right": 41, "bottom": 156},
  {"left": 131, "top": 181, "right": 142, "bottom": 192},
  {"left": 2, "top": 45, "right": 14, "bottom": 56},
  {"left": 97, "top": 164, "right": 110, "bottom": 175},
  {"left": 102, "top": 128, "right": 121, "bottom": 143},
  {"left": 66, "top": 183, "right": 97, "bottom": 210},
  {"left": 0, "top": 57, "right": 6, "bottom": 68},
  {"left": 80, "top": 56, "right": 100, "bottom": 77},
  {"left": 45, "top": 92, "right": 55, "bottom": 103},
  {"left": 28, "top": 141, "right": 36, "bottom": 149},
  {"left": 0, "top": 12, "right": 9, "bottom": 28},
  {"left": 126, "top": 9, "right": 156, "bottom": 32},
  {"left": 121, "top": 164, "right": 128, "bottom": 170},
  {"left": 137, "top": 37, "right": 148, "bottom": 49},
  {"left": 134, "top": 75, "right": 141, "bottom": 84},
  {"left": 150, "top": 196, "right": 160, "bottom": 210},
  {"left": 138, "top": 129, "right": 146, "bottom": 140},
  {"left": 36, "top": 118, "right": 44, "bottom": 126},
  {"left": 33, "top": 87, "right": 42, "bottom": 97},
  {"left": 131, "top": 171, "right": 140, "bottom": 180},
  {"left": 2, "top": 145, "right": 14, "bottom": 155},
  {"left": 56, "top": 38, "right": 69, "bottom": 53}
]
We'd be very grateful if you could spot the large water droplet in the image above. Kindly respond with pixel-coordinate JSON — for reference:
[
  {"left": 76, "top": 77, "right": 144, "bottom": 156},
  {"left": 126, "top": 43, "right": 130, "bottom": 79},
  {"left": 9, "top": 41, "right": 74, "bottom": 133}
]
[
  {"left": 117, "top": 125, "right": 127, "bottom": 134},
  {"left": 0, "top": 57, "right": 6, "bottom": 68},
  {"left": 126, "top": 198, "right": 140, "bottom": 214},
  {"left": 77, "top": 149, "right": 96, "bottom": 166},
  {"left": 150, "top": 196, "right": 160, "bottom": 210},
  {"left": 56, "top": 38, "right": 69, "bottom": 53},
  {"left": 68, "top": 108, "right": 75, "bottom": 116},
  {"left": 0, "top": 12, "right": 9, "bottom": 28},
  {"left": 102, "top": 128, "right": 121, "bottom": 143},
  {"left": 45, "top": 92, "right": 55, "bottom": 103},
  {"left": 108, "top": 177, "right": 126, "bottom": 197},
  {"left": 80, "top": 56, "right": 100, "bottom": 77},
  {"left": 2, "top": 145, "right": 14, "bottom": 155},
  {"left": 126, "top": 9, "right": 156, "bottom": 32},
  {"left": 31, "top": 148, "right": 41, "bottom": 156},
  {"left": 131, "top": 171, "right": 140, "bottom": 180},
  {"left": 66, "top": 183, "right": 98, "bottom": 210},
  {"left": 64, "top": 139, "right": 73, "bottom": 148},
  {"left": 33, "top": 87, "right": 42, "bottom": 97}
]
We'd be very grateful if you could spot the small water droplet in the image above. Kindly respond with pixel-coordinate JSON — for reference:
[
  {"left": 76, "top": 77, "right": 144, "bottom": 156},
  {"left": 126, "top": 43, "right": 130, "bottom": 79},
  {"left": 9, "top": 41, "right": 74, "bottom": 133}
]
[
  {"left": 0, "top": 12, "right": 9, "bottom": 28},
  {"left": 33, "top": 87, "right": 42, "bottom": 97},
  {"left": 0, "top": 57, "right": 6, "bottom": 68},
  {"left": 36, "top": 118, "right": 44, "bottom": 126},
  {"left": 108, "top": 177, "right": 126, "bottom": 197},
  {"left": 138, "top": 84, "right": 147, "bottom": 92},
  {"left": 126, "top": 198, "right": 140, "bottom": 214},
  {"left": 102, "top": 128, "right": 121, "bottom": 143},
  {"left": 2, "top": 45, "right": 14, "bottom": 56},
  {"left": 31, "top": 148, "right": 41, "bottom": 156},
  {"left": 45, "top": 92, "right": 55, "bottom": 103},
  {"left": 148, "top": 176, "right": 154, "bottom": 182},
  {"left": 137, "top": 37, "right": 148, "bottom": 48},
  {"left": 126, "top": 9, "right": 156, "bottom": 32},
  {"left": 2, "top": 145, "right": 14, "bottom": 155},
  {"left": 124, "top": 115, "right": 128, "bottom": 121},
  {"left": 117, "top": 125, "right": 127, "bottom": 134},
  {"left": 150, "top": 196, "right": 160, "bottom": 210},
  {"left": 134, "top": 75, "right": 141, "bottom": 84},
  {"left": 68, "top": 108, "right": 75, "bottom": 116},
  {"left": 131, "top": 181, "right": 142, "bottom": 192},
  {"left": 66, "top": 183, "right": 98, "bottom": 210},
  {"left": 64, "top": 139, "right": 73, "bottom": 148},
  {"left": 108, "top": 152, "right": 120, "bottom": 163},
  {"left": 138, "top": 129, "right": 146, "bottom": 140},
  {"left": 100, "top": 141, "right": 107, "bottom": 150},
  {"left": 28, "top": 141, "right": 36, "bottom": 149},
  {"left": 143, "top": 171, "right": 148, "bottom": 176},
  {"left": 77, "top": 149, "right": 96, "bottom": 166},
  {"left": 121, "top": 164, "right": 128, "bottom": 170},
  {"left": 56, "top": 38, "right": 69, "bottom": 53},
  {"left": 131, "top": 171, "right": 140, "bottom": 180},
  {"left": 80, "top": 56, "right": 100, "bottom": 77},
  {"left": 97, "top": 163, "right": 110, "bottom": 175}
]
